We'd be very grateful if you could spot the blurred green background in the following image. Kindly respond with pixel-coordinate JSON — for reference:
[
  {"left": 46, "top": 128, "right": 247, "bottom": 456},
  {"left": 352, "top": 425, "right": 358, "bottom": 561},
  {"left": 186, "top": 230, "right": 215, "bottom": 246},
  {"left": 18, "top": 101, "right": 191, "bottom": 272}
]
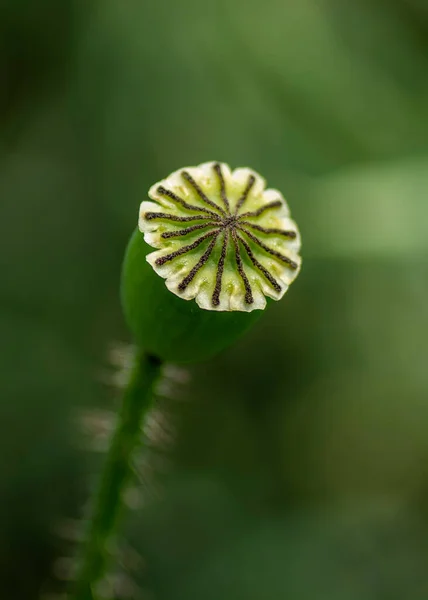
[{"left": 2, "top": 0, "right": 428, "bottom": 598}]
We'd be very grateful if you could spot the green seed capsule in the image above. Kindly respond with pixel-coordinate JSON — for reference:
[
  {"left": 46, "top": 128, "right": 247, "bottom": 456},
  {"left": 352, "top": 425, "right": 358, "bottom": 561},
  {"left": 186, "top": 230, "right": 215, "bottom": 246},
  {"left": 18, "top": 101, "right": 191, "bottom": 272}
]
[{"left": 121, "top": 162, "right": 302, "bottom": 362}]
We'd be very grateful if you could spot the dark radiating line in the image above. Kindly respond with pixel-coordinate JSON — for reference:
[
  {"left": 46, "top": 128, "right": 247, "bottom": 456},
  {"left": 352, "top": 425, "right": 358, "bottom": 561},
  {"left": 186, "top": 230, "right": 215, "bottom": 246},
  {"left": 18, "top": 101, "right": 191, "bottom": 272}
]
[
  {"left": 161, "top": 222, "right": 219, "bottom": 239},
  {"left": 157, "top": 186, "right": 221, "bottom": 220},
  {"left": 237, "top": 235, "right": 282, "bottom": 293},
  {"left": 231, "top": 230, "right": 253, "bottom": 304},
  {"left": 178, "top": 233, "right": 219, "bottom": 291},
  {"left": 145, "top": 212, "right": 211, "bottom": 223},
  {"left": 155, "top": 230, "right": 217, "bottom": 266},
  {"left": 181, "top": 171, "right": 226, "bottom": 216},
  {"left": 212, "top": 230, "right": 228, "bottom": 307},
  {"left": 239, "top": 200, "right": 282, "bottom": 218},
  {"left": 213, "top": 163, "right": 230, "bottom": 213},
  {"left": 234, "top": 174, "right": 256, "bottom": 214},
  {"left": 238, "top": 226, "right": 298, "bottom": 269},
  {"left": 239, "top": 221, "right": 297, "bottom": 238}
]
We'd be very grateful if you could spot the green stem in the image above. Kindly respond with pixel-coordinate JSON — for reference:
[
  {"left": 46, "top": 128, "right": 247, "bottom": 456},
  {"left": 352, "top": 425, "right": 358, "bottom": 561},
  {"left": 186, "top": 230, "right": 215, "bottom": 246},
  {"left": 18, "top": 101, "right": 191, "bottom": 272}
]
[{"left": 73, "top": 349, "right": 162, "bottom": 600}]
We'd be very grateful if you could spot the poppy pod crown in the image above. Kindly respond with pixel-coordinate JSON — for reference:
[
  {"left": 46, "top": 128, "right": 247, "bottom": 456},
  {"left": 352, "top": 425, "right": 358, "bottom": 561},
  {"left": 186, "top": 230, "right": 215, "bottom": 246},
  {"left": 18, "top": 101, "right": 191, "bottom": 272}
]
[{"left": 139, "top": 162, "right": 301, "bottom": 312}]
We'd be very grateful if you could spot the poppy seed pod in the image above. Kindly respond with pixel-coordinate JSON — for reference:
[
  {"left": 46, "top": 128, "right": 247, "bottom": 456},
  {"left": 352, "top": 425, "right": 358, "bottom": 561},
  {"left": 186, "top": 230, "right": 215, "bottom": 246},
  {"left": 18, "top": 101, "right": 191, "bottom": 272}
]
[{"left": 121, "top": 161, "right": 302, "bottom": 362}]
